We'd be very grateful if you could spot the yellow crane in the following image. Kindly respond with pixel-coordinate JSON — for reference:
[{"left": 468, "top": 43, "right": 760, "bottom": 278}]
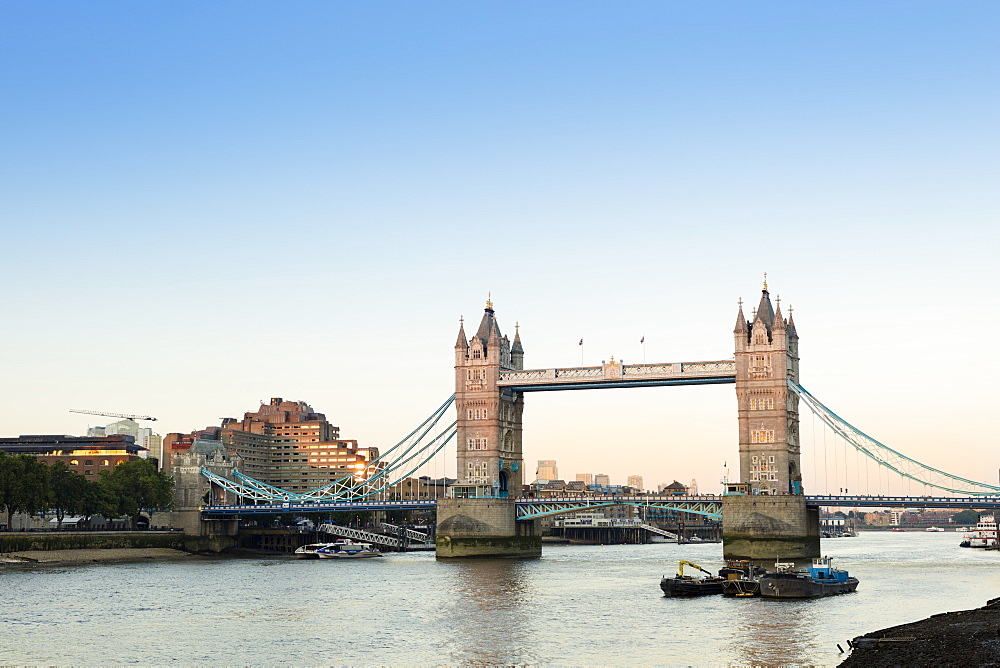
[{"left": 677, "top": 560, "right": 713, "bottom": 578}]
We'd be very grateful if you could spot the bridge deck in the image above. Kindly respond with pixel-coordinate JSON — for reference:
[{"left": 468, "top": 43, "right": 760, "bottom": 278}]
[
  {"left": 200, "top": 494, "right": 1000, "bottom": 518},
  {"left": 498, "top": 361, "right": 736, "bottom": 391}
]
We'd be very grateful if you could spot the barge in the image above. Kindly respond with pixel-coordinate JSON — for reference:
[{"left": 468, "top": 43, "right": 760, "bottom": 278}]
[{"left": 759, "top": 557, "right": 859, "bottom": 599}]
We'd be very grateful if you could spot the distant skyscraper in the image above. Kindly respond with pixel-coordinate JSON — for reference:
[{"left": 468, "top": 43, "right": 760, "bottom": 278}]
[
  {"left": 536, "top": 459, "right": 558, "bottom": 481},
  {"left": 575, "top": 473, "right": 593, "bottom": 484},
  {"left": 689, "top": 478, "right": 699, "bottom": 495},
  {"left": 627, "top": 475, "right": 644, "bottom": 491},
  {"left": 93, "top": 419, "right": 161, "bottom": 461},
  {"left": 594, "top": 473, "right": 610, "bottom": 487}
]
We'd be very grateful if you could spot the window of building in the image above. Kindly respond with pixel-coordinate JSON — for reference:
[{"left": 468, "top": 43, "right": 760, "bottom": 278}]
[
  {"left": 70, "top": 459, "right": 79, "bottom": 466},
  {"left": 85, "top": 460, "right": 94, "bottom": 466},
  {"left": 102, "top": 460, "right": 110, "bottom": 466}
]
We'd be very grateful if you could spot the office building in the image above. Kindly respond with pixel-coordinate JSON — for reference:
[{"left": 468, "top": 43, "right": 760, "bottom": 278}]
[
  {"left": 165, "top": 397, "right": 378, "bottom": 493},
  {"left": 536, "top": 459, "right": 558, "bottom": 481},
  {"left": 0, "top": 434, "right": 145, "bottom": 478}
]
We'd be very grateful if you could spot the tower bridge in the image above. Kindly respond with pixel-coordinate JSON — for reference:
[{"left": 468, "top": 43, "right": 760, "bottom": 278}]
[{"left": 177, "top": 278, "right": 1000, "bottom": 558}]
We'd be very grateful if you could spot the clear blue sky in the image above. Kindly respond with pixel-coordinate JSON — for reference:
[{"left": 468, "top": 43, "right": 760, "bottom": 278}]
[{"left": 2, "top": 2, "right": 997, "bottom": 492}]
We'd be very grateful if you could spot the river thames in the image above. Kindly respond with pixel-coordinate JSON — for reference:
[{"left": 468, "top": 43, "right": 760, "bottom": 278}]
[{"left": 2, "top": 531, "right": 996, "bottom": 666}]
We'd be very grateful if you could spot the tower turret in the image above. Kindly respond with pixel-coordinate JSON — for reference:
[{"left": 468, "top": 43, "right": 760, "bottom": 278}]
[{"left": 511, "top": 323, "right": 524, "bottom": 370}]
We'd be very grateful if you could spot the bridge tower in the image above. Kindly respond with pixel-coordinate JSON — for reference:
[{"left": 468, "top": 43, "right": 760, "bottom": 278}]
[
  {"left": 452, "top": 297, "right": 525, "bottom": 498},
  {"left": 436, "top": 297, "right": 539, "bottom": 558},
  {"left": 734, "top": 277, "right": 802, "bottom": 495},
  {"left": 725, "top": 276, "right": 817, "bottom": 561}
]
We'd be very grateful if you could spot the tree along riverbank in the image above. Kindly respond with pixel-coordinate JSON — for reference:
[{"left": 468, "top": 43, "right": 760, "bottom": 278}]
[{"left": 841, "top": 597, "right": 1000, "bottom": 666}]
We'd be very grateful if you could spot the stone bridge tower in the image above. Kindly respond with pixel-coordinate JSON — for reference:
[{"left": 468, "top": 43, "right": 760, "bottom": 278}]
[
  {"left": 453, "top": 297, "right": 525, "bottom": 497},
  {"left": 734, "top": 277, "right": 802, "bottom": 495},
  {"left": 170, "top": 443, "right": 240, "bottom": 552}
]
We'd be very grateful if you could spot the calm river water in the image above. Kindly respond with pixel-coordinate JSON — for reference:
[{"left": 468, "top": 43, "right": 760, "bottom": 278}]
[{"left": 2, "top": 531, "right": 997, "bottom": 666}]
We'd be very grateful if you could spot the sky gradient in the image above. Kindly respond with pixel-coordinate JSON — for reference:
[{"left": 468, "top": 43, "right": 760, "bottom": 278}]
[{"left": 2, "top": 2, "right": 997, "bottom": 494}]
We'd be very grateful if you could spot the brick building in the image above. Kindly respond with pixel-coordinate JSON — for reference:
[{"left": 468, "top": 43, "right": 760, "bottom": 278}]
[
  {"left": 164, "top": 397, "right": 379, "bottom": 493},
  {"left": 0, "top": 434, "right": 145, "bottom": 477}
]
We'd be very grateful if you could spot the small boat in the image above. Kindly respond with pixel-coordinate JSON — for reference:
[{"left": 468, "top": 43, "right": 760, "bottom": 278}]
[
  {"left": 719, "top": 559, "right": 768, "bottom": 597},
  {"left": 316, "top": 540, "right": 383, "bottom": 559},
  {"left": 294, "top": 543, "right": 342, "bottom": 559},
  {"left": 890, "top": 528, "right": 905, "bottom": 532},
  {"left": 758, "top": 557, "right": 859, "bottom": 599},
  {"left": 660, "top": 560, "right": 726, "bottom": 596},
  {"left": 925, "top": 527, "right": 945, "bottom": 532}
]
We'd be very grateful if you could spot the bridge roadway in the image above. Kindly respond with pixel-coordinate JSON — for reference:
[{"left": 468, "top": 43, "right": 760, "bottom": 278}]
[
  {"left": 497, "top": 360, "right": 736, "bottom": 392},
  {"left": 200, "top": 494, "right": 1000, "bottom": 519}
]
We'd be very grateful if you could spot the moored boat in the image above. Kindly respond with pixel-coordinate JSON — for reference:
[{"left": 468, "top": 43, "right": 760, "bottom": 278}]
[
  {"left": 660, "top": 560, "right": 726, "bottom": 596},
  {"left": 316, "top": 540, "right": 383, "bottom": 559},
  {"left": 720, "top": 559, "right": 768, "bottom": 597},
  {"left": 758, "top": 557, "right": 859, "bottom": 599},
  {"left": 961, "top": 515, "right": 998, "bottom": 548}
]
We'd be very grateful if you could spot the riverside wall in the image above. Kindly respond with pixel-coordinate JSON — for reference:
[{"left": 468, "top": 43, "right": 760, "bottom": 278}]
[{"left": 0, "top": 531, "right": 184, "bottom": 553}]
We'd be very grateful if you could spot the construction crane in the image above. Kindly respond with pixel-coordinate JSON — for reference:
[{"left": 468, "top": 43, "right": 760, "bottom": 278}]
[{"left": 69, "top": 409, "right": 157, "bottom": 422}]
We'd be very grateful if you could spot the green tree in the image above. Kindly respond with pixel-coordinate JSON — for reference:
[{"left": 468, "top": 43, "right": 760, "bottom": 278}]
[
  {"left": 951, "top": 509, "right": 981, "bottom": 525},
  {"left": 99, "top": 459, "right": 173, "bottom": 529},
  {"left": 79, "top": 479, "right": 116, "bottom": 527},
  {"left": 49, "top": 462, "right": 88, "bottom": 529},
  {"left": 0, "top": 453, "right": 51, "bottom": 529}
]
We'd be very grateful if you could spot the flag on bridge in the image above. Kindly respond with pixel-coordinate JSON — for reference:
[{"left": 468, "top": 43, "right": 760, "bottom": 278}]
[
  {"left": 579, "top": 338, "right": 583, "bottom": 345},
  {"left": 640, "top": 336, "right": 644, "bottom": 344}
]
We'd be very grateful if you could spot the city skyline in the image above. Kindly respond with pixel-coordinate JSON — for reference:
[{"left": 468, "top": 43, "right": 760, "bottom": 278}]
[{"left": 1, "top": 3, "right": 997, "bottom": 494}]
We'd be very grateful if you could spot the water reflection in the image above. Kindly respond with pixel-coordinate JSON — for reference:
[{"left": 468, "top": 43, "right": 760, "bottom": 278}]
[
  {"left": 438, "top": 558, "right": 537, "bottom": 665},
  {"left": 726, "top": 597, "right": 820, "bottom": 666}
]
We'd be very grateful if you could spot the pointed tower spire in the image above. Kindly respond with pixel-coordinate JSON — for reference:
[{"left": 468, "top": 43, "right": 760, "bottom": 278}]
[
  {"left": 511, "top": 322, "right": 523, "bottom": 352},
  {"left": 734, "top": 297, "right": 748, "bottom": 333},
  {"left": 773, "top": 295, "right": 786, "bottom": 330},
  {"left": 787, "top": 304, "right": 797, "bottom": 337},
  {"left": 754, "top": 278, "right": 774, "bottom": 331},
  {"left": 455, "top": 316, "right": 467, "bottom": 348}
]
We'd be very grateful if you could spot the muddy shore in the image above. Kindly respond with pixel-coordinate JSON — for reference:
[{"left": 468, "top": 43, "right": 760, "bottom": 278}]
[
  {"left": 841, "top": 597, "right": 1000, "bottom": 666},
  {"left": 1, "top": 548, "right": 195, "bottom": 565}
]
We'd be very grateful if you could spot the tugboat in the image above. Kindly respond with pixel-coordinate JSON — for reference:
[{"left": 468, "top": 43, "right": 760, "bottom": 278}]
[
  {"left": 660, "top": 560, "right": 726, "bottom": 596},
  {"left": 759, "top": 557, "right": 859, "bottom": 599},
  {"left": 719, "top": 559, "right": 768, "bottom": 597}
]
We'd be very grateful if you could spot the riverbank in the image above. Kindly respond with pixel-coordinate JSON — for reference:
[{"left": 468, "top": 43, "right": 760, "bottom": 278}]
[
  {"left": 1, "top": 547, "right": 195, "bottom": 565},
  {"left": 841, "top": 596, "right": 1000, "bottom": 666}
]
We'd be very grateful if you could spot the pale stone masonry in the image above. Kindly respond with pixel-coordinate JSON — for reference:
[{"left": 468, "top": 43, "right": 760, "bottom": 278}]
[
  {"left": 453, "top": 298, "right": 525, "bottom": 497},
  {"left": 734, "top": 279, "right": 802, "bottom": 495}
]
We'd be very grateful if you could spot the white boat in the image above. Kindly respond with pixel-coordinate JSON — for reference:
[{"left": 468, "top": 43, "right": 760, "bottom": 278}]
[
  {"left": 960, "top": 515, "right": 998, "bottom": 548},
  {"left": 294, "top": 543, "right": 343, "bottom": 559},
  {"left": 316, "top": 540, "right": 383, "bottom": 559},
  {"left": 925, "top": 527, "right": 945, "bottom": 532}
]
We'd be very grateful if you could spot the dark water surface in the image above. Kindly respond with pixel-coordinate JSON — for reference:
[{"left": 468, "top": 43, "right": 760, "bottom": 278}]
[{"left": 2, "top": 531, "right": 996, "bottom": 666}]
